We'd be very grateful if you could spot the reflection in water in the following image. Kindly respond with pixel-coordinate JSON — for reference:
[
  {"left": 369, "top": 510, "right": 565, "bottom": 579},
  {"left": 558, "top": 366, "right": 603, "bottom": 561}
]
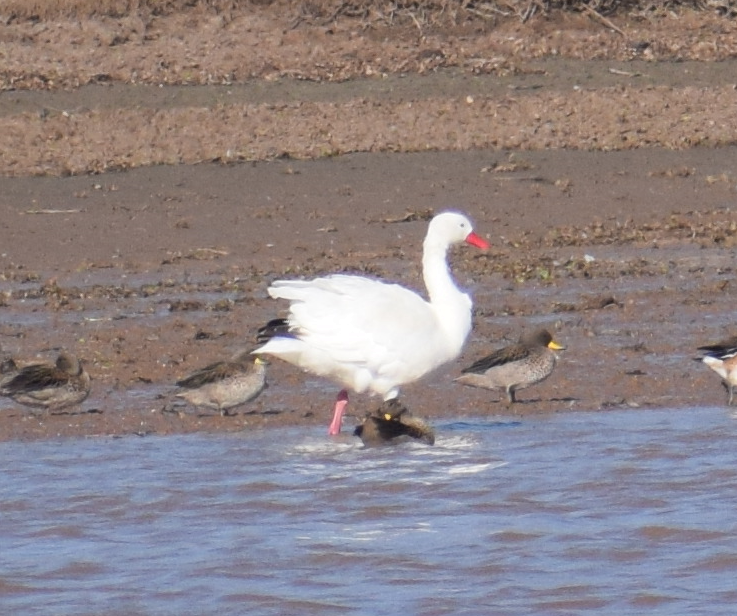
[{"left": 1, "top": 408, "right": 737, "bottom": 615}]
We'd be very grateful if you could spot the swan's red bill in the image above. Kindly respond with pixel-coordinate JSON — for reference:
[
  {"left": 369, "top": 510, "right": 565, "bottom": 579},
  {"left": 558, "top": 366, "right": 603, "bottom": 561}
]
[{"left": 465, "top": 231, "right": 490, "bottom": 250}]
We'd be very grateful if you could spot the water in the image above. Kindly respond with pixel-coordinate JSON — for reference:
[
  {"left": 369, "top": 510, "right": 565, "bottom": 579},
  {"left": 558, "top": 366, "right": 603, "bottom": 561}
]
[{"left": 2, "top": 406, "right": 737, "bottom": 616}]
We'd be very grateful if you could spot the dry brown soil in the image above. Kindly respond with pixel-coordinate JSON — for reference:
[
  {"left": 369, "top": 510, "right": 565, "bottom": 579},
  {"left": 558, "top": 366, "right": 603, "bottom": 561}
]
[{"left": 1, "top": 6, "right": 737, "bottom": 440}]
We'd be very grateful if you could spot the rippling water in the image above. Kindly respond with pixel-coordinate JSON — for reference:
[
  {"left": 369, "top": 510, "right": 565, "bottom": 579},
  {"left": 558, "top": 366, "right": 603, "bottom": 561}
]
[{"left": 2, "top": 406, "right": 737, "bottom": 615}]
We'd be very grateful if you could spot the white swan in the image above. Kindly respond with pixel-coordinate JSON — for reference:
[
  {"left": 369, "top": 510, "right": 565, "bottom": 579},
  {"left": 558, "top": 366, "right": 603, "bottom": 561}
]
[{"left": 254, "top": 211, "right": 489, "bottom": 434}]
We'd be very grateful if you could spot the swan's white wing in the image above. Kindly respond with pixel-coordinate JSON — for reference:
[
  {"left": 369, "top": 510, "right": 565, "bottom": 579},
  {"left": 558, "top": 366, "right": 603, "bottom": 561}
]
[{"left": 262, "top": 275, "right": 450, "bottom": 393}]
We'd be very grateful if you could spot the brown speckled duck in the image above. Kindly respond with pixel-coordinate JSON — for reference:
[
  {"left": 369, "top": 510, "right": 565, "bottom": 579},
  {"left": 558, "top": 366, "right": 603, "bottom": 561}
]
[
  {"left": 353, "top": 399, "right": 435, "bottom": 446},
  {"left": 455, "top": 329, "right": 565, "bottom": 403},
  {"left": 176, "top": 352, "right": 267, "bottom": 416},
  {"left": 0, "top": 351, "right": 90, "bottom": 411}
]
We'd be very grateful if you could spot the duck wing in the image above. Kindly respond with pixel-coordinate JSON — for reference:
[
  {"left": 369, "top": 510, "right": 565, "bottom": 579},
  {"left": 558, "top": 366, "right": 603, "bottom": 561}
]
[
  {"left": 461, "top": 343, "right": 530, "bottom": 374},
  {"left": 1, "top": 364, "right": 67, "bottom": 393},
  {"left": 176, "top": 361, "right": 245, "bottom": 388}
]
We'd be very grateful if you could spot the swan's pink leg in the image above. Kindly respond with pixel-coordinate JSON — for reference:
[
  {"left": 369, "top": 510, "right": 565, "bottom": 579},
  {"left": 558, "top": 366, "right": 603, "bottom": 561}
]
[{"left": 328, "top": 389, "right": 349, "bottom": 435}]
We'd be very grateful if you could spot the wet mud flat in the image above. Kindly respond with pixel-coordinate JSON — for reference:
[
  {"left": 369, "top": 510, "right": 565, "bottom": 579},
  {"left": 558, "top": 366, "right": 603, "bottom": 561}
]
[{"left": 0, "top": 146, "right": 736, "bottom": 441}]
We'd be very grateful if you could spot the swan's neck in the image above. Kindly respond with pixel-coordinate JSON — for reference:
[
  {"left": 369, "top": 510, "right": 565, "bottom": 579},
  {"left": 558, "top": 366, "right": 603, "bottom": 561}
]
[{"left": 422, "top": 239, "right": 473, "bottom": 351}]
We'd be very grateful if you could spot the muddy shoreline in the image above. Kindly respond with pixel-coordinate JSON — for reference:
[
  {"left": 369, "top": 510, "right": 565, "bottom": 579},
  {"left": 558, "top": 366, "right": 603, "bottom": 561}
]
[
  {"left": 1, "top": 146, "right": 736, "bottom": 441},
  {"left": 2, "top": 60, "right": 735, "bottom": 118},
  {"left": 1, "top": 7, "right": 737, "bottom": 440}
]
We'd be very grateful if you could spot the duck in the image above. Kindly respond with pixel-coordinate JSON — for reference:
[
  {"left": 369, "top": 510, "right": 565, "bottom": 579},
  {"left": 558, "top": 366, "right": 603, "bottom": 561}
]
[
  {"left": 253, "top": 210, "right": 489, "bottom": 434},
  {"left": 0, "top": 351, "right": 91, "bottom": 411},
  {"left": 175, "top": 352, "right": 267, "bottom": 416},
  {"left": 354, "top": 399, "right": 435, "bottom": 446},
  {"left": 697, "top": 336, "right": 737, "bottom": 405},
  {"left": 455, "top": 328, "right": 565, "bottom": 403}
]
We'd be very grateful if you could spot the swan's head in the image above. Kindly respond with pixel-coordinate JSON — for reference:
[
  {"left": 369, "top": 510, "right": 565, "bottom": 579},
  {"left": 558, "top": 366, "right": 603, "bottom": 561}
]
[{"left": 427, "top": 211, "right": 490, "bottom": 250}]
